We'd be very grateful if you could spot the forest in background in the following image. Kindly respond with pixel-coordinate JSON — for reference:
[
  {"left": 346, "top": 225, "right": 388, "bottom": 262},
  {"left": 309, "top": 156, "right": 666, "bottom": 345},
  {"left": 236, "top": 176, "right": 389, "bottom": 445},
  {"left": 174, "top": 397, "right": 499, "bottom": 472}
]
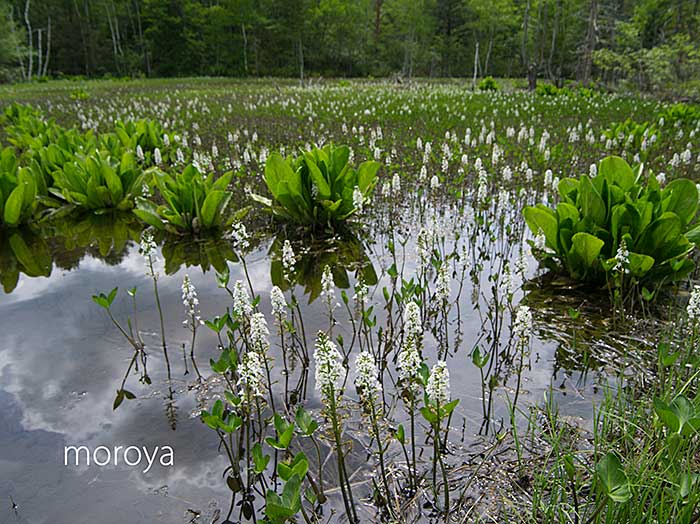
[{"left": 0, "top": 0, "right": 699, "bottom": 95}]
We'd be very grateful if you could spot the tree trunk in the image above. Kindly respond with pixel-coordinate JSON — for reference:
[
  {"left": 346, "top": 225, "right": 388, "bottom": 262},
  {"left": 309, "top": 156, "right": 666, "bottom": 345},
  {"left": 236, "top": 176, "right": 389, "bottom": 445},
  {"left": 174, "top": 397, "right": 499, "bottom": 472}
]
[
  {"left": 133, "top": 0, "right": 150, "bottom": 76},
  {"left": 42, "top": 16, "right": 51, "bottom": 77},
  {"left": 9, "top": 7, "right": 26, "bottom": 80},
  {"left": 106, "top": 4, "right": 120, "bottom": 72},
  {"left": 298, "top": 37, "right": 304, "bottom": 86},
  {"left": 548, "top": 0, "right": 561, "bottom": 81},
  {"left": 521, "top": 0, "right": 530, "bottom": 69},
  {"left": 72, "top": 0, "right": 89, "bottom": 75},
  {"left": 24, "top": 0, "right": 32, "bottom": 81},
  {"left": 484, "top": 29, "right": 494, "bottom": 76},
  {"left": 37, "top": 28, "right": 42, "bottom": 77},
  {"left": 374, "top": 0, "right": 382, "bottom": 42},
  {"left": 472, "top": 41, "right": 479, "bottom": 90},
  {"left": 242, "top": 24, "right": 248, "bottom": 75},
  {"left": 578, "top": 0, "right": 598, "bottom": 86}
]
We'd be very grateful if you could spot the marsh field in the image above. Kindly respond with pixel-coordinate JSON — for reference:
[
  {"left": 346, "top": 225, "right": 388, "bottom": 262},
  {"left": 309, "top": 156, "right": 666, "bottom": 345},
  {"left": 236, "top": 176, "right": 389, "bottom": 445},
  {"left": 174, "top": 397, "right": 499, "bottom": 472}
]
[{"left": 0, "top": 78, "right": 699, "bottom": 524}]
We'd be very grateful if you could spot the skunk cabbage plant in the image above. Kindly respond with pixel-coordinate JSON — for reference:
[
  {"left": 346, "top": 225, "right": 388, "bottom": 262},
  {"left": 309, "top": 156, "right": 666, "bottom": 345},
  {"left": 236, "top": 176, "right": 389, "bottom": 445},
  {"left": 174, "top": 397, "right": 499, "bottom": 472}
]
[
  {"left": 252, "top": 144, "right": 379, "bottom": 231},
  {"left": 524, "top": 156, "right": 698, "bottom": 287},
  {"left": 134, "top": 166, "right": 233, "bottom": 235}
]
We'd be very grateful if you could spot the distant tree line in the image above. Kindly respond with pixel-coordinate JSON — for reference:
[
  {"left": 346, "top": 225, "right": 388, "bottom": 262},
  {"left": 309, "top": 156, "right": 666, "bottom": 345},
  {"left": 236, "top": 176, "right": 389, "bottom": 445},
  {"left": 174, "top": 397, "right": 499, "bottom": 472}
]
[{"left": 1, "top": 0, "right": 698, "bottom": 92}]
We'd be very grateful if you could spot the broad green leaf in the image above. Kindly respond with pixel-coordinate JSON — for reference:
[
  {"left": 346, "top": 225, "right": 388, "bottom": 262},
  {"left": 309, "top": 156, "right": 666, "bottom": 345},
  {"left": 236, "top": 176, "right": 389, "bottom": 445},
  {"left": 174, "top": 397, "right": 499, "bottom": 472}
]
[
  {"left": 571, "top": 232, "right": 604, "bottom": 268},
  {"left": 662, "top": 178, "right": 698, "bottom": 226},
  {"left": 599, "top": 155, "right": 635, "bottom": 191},
  {"left": 3, "top": 183, "right": 25, "bottom": 226},
  {"left": 596, "top": 452, "right": 631, "bottom": 503},
  {"left": 523, "top": 206, "right": 558, "bottom": 250}
]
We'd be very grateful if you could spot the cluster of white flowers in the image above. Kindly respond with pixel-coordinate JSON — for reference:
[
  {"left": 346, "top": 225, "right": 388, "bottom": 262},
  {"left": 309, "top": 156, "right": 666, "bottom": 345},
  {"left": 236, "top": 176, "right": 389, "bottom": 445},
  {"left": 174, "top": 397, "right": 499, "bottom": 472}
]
[
  {"left": 321, "top": 265, "right": 336, "bottom": 309},
  {"left": 533, "top": 232, "right": 546, "bottom": 251},
  {"left": 391, "top": 173, "right": 401, "bottom": 196},
  {"left": 352, "top": 186, "right": 364, "bottom": 212},
  {"left": 232, "top": 280, "right": 252, "bottom": 317},
  {"left": 613, "top": 239, "right": 630, "bottom": 274},
  {"left": 314, "top": 332, "right": 343, "bottom": 400},
  {"left": 513, "top": 305, "right": 533, "bottom": 347},
  {"left": 398, "top": 336, "right": 422, "bottom": 386},
  {"left": 153, "top": 147, "right": 162, "bottom": 165},
  {"left": 136, "top": 144, "right": 145, "bottom": 162},
  {"left": 354, "top": 351, "right": 382, "bottom": 403},
  {"left": 435, "top": 262, "right": 451, "bottom": 302},
  {"left": 282, "top": 240, "right": 296, "bottom": 276},
  {"left": 231, "top": 221, "right": 250, "bottom": 253},
  {"left": 476, "top": 169, "right": 488, "bottom": 206},
  {"left": 139, "top": 230, "right": 159, "bottom": 277},
  {"left": 270, "top": 286, "right": 287, "bottom": 318},
  {"left": 403, "top": 301, "right": 422, "bottom": 339},
  {"left": 502, "top": 264, "right": 514, "bottom": 297},
  {"left": 430, "top": 174, "right": 441, "bottom": 190},
  {"left": 353, "top": 278, "right": 369, "bottom": 307},
  {"left": 249, "top": 312, "right": 270, "bottom": 351},
  {"left": 238, "top": 351, "right": 265, "bottom": 399},
  {"left": 181, "top": 274, "right": 202, "bottom": 328},
  {"left": 416, "top": 225, "right": 435, "bottom": 270},
  {"left": 687, "top": 285, "right": 700, "bottom": 322},
  {"left": 426, "top": 360, "right": 450, "bottom": 405}
]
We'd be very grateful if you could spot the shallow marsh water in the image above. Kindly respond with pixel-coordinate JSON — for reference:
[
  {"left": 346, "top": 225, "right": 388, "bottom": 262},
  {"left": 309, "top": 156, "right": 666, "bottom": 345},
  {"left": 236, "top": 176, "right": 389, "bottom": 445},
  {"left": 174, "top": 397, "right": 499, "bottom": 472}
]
[{"left": 0, "top": 226, "right": 607, "bottom": 523}]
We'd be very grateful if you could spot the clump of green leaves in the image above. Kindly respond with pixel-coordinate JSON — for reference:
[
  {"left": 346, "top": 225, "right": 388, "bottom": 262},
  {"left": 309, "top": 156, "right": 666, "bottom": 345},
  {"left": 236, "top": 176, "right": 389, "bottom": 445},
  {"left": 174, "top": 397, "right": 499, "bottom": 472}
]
[
  {"left": 134, "top": 166, "right": 233, "bottom": 235},
  {"left": 47, "top": 150, "right": 145, "bottom": 211},
  {"left": 524, "top": 155, "right": 698, "bottom": 289},
  {"left": 659, "top": 103, "right": 700, "bottom": 127},
  {"left": 535, "top": 83, "right": 565, "bottom": 96},
  {"left": 253, "top": 143, "right": 379, "bottom": 231},
  {"left": 478, "top": 76, "right": 499, "bottom": 91},
  {"left": 0, "top": 147, "right": 44, "bottom": 227}
]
